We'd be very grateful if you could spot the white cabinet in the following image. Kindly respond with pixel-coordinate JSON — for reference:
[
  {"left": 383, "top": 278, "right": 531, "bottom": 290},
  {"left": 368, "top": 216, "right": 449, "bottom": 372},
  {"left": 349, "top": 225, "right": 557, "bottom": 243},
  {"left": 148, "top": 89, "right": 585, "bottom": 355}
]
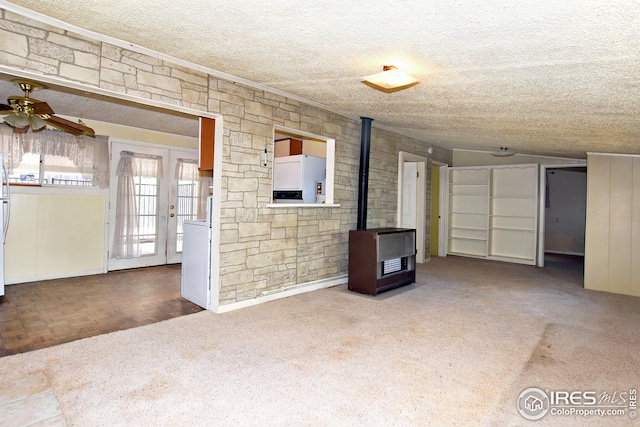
[
  {"left": 181, "top": 220, "right": 210, "bottom": 309},
  {"left": 447, "top": 164, "right": 539, "bottom": 265}
]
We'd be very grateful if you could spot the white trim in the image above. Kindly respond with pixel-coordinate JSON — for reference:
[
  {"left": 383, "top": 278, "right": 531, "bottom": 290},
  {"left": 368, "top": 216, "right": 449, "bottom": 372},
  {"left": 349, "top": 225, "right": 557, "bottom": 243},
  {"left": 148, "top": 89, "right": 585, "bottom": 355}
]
[
  {"left": 454, "top": 148, "right": 586, "bottom": 162},
  {"left": 432, "top": 161, "right": 449, "bottom": 257},
  {"left": 272, "top": 125, "right": 337, "bottom": 205},
  {"left": 266, "top": 203, "right": 341, "bottom": 208},
  {"left": 211, "top": 275, "right": 347, "bottom": 314},
  {"left": 11, "top": 184, "right": 106, "bottom": 197},
  {"left": 0, "top": 66, "right": 220, "bottom": 122},
  {"left": 537, "top": 162, "right": 587, "bottom": 267},
  {"left": 208, "top": 118, "right": 224, "bottom": 312},
  {"left": 586, "top": 152, "right": 640, "bottom": 158},
  {"left": 5, "top": 268, "right": 104, "bottom": 285},
  {"left": 397, "top": 151, "right": 427, "bottom": 263}
]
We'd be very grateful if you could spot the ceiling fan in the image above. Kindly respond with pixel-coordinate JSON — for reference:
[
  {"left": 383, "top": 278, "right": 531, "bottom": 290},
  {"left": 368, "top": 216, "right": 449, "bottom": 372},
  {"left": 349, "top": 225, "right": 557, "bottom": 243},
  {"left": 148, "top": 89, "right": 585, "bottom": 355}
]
[{"left": 0, "top": 79, "right": 95, "bottom": 137}]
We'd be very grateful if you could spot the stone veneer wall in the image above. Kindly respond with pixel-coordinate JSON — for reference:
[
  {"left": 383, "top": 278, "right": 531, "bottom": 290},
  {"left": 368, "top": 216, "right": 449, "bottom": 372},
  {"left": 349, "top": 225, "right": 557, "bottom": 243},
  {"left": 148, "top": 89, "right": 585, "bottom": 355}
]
[{"left": 0, "top": 8, "right": 452, "bottom": 306}]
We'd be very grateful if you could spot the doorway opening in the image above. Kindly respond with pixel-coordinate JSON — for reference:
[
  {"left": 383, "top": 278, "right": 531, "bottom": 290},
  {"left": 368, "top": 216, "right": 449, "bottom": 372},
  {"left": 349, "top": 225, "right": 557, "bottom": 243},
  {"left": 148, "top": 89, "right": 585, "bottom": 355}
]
[
  {"left": 538, "top": 165, "right": 587, "bottom": 285},
  {"left": 538, "top": 165, "right": 587, "bottom": 264}
]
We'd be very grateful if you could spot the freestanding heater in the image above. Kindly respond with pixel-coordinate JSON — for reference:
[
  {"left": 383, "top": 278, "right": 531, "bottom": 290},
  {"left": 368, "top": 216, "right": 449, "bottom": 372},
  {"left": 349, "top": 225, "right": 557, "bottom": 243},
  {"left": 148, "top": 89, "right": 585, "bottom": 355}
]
[
  {"left": 348, "top": 228, "right": 416, "bottom": 295},
  {"left": 347, "top": 117, "right": 416, "bottom": 295}
]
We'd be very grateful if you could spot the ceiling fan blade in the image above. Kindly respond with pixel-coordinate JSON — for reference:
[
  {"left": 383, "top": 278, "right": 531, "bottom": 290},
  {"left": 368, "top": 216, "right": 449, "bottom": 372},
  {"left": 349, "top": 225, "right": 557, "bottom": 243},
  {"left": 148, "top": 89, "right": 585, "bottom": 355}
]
[
  {"left": 0, "top": 103, "right": 15, "bottom": 114},
  {"left": 31, "top": 101, "right": 55, "bottom": 116},
  {"left": 45, "top": 115, "right": 95, "bottom": 137}
]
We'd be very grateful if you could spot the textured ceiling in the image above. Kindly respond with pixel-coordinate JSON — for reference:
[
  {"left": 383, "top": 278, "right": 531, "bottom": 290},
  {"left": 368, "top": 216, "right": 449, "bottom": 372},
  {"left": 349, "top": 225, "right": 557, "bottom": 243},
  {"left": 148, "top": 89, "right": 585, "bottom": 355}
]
[{"left": 3, "top": 0, "right": 640, "bottom": 158}]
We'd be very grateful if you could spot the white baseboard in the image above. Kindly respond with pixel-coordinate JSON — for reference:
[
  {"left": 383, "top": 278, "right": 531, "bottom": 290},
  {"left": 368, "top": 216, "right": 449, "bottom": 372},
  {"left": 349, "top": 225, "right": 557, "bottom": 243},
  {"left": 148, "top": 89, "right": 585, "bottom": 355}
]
[
  {"left": 5, "top": 269, "right": 105, "bottom": 285},
  {"left": 212, "top": 274, "right": 348, "bottom": 314}
]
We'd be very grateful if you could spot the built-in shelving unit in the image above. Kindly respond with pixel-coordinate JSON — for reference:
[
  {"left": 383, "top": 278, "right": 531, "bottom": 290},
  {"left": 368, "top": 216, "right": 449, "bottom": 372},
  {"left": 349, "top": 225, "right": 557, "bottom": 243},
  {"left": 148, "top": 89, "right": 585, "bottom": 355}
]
[
  {"left": 448, "top": 167, "right": 490, "bottom": 258},
  {"left": 447, "top": 164, "right": 539, "bottom": 265}
]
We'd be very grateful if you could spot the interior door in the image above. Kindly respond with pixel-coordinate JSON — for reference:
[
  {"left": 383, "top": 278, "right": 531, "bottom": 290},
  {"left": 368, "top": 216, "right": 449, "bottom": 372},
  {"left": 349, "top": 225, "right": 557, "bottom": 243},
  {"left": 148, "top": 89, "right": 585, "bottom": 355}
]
[
  {"left": 402, "top": 162, "right": 417, "bottom": 228},
  {"left": 167, "top": 149, "right": 200, "bottom": 264},
  {"left": 108, "top": 141, "right": 170, "bottom": 271}
]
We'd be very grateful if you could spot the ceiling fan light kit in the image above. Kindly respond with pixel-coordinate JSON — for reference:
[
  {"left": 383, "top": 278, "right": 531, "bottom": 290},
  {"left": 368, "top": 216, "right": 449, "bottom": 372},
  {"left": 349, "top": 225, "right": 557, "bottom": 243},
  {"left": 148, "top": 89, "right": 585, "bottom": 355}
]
[
  {"left": 1, "top": 79, "right": 95, "bottom": 137},
  {"left": 362, "top": 65, "right": 419, "bottom": 93}
]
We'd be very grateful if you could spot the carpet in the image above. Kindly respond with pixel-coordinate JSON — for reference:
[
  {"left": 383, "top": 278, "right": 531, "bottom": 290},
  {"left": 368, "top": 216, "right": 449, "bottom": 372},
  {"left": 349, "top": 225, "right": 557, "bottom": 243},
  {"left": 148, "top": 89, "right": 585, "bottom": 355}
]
[{"left": 0, "top": 256, "right": 639, "bottom": 426}]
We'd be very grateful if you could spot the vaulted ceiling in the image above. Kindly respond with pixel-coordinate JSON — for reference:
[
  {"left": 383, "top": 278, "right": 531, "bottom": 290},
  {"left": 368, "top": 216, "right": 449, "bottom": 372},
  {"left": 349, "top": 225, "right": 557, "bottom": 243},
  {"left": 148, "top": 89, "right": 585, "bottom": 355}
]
[{"left": 2, "top": 0, "right": 640, "bottom": 158}]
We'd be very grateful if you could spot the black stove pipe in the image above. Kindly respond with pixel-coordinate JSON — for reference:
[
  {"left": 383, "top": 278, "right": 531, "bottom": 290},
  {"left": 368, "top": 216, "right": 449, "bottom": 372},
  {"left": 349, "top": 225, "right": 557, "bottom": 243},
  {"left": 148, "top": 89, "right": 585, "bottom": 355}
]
[{"left": 357, "top": 117, "right": 373, "bottom": 230}]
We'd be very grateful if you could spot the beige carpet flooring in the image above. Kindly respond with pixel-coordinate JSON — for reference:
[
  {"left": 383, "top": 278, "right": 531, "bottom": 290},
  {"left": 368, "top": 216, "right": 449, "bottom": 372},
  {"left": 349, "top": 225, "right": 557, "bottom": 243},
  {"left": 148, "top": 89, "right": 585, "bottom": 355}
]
[{"left": 0, "top": 256, "right": 639, "bottom": 427}]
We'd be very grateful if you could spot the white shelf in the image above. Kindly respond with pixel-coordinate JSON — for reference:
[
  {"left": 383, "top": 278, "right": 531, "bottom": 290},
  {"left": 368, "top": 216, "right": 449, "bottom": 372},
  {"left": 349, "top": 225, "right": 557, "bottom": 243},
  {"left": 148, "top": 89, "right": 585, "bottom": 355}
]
[
  {"left": 450, "top": 211, "right": 487, "bottom": 215},
  {"left": 448, "top": 236, "right": 487, "bottom": 242},
  {"left": 450, "top": 182, "right": 488, "bottom": 186},
  {"left": 490, "top": 226, "right": 535, "bottom": 232},
  {"left": 490, "top": 214, "right": 535, "bottom": 219},
  {"left": 490, "top": 196, "right": 537, "bottom": 200},
  {"left": 448, "top": 164, "right": 539, "bottom": 265},
  {"left": 449, "top": 251, "right": 488, "bottom": 259},
  {"left": 450, "top": 226, "right": 486, "bottom": 231}
]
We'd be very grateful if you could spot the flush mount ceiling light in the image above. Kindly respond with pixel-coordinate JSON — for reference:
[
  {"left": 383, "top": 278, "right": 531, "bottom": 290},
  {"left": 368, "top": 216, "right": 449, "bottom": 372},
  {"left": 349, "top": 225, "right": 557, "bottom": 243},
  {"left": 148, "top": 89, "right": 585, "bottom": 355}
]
[
  {"left": 362, "top": 65, "right": 419, "bottom": 93},
  {"left": 491, "top": 147, "right": 516, "bottom": 157}
]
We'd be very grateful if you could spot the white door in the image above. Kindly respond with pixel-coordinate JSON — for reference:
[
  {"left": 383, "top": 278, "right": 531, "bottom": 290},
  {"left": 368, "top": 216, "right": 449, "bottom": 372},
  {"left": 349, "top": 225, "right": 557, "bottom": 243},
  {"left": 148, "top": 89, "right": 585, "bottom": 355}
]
[
  {"left": 108, "top": 142, "right": 201, "bottom": 271},
  {"left": 402, "top": 162, "right": 417, "bottom": 228},
  {"left": 167, "top": 149, "right": 201, "bottom": 264},
  {"left": 108, "top": 142, "right": 170, "bottom": 270}
]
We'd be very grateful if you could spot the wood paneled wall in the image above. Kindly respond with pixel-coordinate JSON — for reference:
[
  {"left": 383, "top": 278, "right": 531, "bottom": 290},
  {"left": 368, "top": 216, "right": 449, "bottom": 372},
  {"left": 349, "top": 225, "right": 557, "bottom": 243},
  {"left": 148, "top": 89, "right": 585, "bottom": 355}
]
[{"left": 584, "top": 153, "right": 640, "bottom": 296}]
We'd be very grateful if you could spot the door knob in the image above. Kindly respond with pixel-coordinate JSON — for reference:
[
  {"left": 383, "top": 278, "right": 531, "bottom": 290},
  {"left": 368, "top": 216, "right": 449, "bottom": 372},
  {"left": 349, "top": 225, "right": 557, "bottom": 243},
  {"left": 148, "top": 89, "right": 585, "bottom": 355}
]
[
  {"left": 170, "top": 213, "right": 175, "bottom": 217},
  {"left": 170, "top": 205, "right": 175, "bottom": 209}
]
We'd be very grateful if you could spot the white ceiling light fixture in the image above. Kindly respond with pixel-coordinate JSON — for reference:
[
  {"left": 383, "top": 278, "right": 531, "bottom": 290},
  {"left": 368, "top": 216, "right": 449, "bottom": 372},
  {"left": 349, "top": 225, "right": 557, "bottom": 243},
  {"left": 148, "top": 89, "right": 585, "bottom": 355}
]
[
  {"left": 491, "top": 147, "right": 516, "bottom": 157},
  {"left": 362, "top": 65, "right": 419, "bottom": 93}
]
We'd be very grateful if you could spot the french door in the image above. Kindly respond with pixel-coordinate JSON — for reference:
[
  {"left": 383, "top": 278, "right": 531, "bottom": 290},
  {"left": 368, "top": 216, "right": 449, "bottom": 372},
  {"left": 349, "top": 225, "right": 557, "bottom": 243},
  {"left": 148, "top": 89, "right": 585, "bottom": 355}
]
[{"left": 108, "top": 141, "right": 200, "bottom": 271}]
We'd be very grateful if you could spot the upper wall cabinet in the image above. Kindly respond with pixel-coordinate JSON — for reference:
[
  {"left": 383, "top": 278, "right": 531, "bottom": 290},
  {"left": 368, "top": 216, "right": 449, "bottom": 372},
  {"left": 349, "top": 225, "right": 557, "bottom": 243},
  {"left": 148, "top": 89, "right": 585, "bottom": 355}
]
[
  {"left": 446, "top": 164, "right": 539, "bottom": 265},
  {"left": 199, "top": 117, "right": 215, "bottom": 171}
]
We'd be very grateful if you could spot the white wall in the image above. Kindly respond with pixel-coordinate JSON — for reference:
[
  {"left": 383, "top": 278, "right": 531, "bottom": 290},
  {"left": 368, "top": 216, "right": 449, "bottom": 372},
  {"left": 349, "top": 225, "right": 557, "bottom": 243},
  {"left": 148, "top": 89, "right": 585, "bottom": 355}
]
[
  {"left": 584, "top": 153, "right": 640, "bottom": 297},
  {"left": 6, "top": 189, "right": 106, "bottom": 283}
]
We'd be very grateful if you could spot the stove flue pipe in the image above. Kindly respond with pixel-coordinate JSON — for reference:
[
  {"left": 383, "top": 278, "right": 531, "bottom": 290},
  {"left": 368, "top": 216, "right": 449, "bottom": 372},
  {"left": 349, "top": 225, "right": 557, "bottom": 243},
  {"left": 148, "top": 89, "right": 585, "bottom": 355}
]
[{"left": 357, "top": 117, "right": 373, "bottom": 230}]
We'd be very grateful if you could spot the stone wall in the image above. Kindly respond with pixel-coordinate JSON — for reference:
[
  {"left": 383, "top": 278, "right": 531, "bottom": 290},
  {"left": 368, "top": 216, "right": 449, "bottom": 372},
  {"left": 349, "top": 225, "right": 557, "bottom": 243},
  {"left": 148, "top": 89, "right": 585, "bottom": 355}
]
[
  {"left": 0, "top": 8, "right": 452, "bottom": 307},
  {"left": 0, "top": 10, "right": 209, "bottom": 112}
]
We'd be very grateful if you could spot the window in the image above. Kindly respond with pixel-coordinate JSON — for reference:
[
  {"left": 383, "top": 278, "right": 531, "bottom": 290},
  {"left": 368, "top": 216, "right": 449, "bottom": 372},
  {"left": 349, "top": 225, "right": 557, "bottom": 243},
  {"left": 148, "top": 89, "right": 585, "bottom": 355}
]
[
  {"left": 174, "top": 158, "right": 209, "bottom": 252},
  {"left": 0, "top": 125, "right": 109, "bottom": 188},
  {"left": 7, "top": 152, "right": 93, "bottom": 186},
  {"left": 270, "top": 126, "right": 336, "bottom": 206}
]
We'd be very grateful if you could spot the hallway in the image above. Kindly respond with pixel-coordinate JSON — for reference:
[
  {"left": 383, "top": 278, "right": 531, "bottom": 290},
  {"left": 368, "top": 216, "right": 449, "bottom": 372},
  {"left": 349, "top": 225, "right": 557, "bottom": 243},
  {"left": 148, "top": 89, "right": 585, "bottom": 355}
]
[{"left": 0, "top": 265, "right": 202, "bottom": 356}]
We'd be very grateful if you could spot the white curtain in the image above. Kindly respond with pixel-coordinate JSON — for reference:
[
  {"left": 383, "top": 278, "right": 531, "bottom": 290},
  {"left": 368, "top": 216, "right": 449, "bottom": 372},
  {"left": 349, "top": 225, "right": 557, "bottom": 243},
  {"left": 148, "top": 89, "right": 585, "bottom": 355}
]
[
  {"left": 111, "top": 151, "right": 163, "bottom": 259},
  {"left": 175, "top": 158, "right": 212, "bottom": 219},
  {"left": 0, "top": 124, "right": 109, "bottom": 188}
]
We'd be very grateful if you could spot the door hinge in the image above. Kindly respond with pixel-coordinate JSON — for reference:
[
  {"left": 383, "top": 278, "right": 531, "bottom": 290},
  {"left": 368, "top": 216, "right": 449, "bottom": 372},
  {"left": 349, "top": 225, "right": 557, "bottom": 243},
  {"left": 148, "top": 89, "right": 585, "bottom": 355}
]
[{"left": 417, "top": 171, "right": 419, "bottom": 177}]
